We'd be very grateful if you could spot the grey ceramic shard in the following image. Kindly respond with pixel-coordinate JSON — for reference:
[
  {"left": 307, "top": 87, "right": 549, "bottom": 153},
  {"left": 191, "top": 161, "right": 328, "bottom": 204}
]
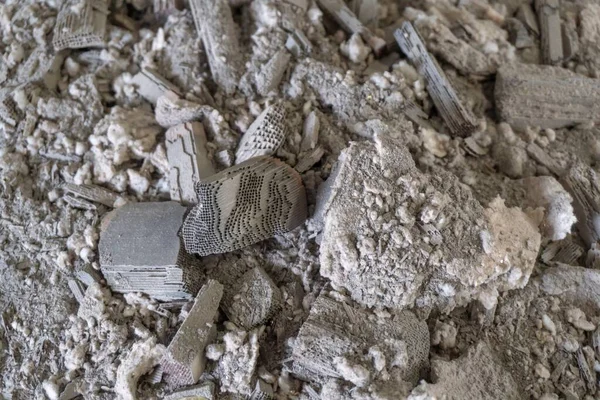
[
  {"left": 255, "top": 51, "right": 291, "bottom": 96},
  {"left": 495, "top": 64, "right": 600, "bottom": 130},
  {"left": 53, "top": 0, "right": 108, "bottom": 50},
  {"left": 132, "top": 67, "right": 181, "bottom": 105},
  {"left": 63, "top": 183, "right": 125, "bottom": 208},
  {"left": 161, "top": 280, "right": 223, "bottom": 388},
  {"left": 189, "top": 0, "right": 244, "bottom": 94},
  {"left": 182, "top": 156, "right": 307, "bottom": 256},
  {"left": 394, "top": 22, "right": 478, "bottom": 137},
  {"left": 235, "top": 104, "right": 288, "bottom": 164},
  {"left": 166, "top": 122, "right": 215, "bottom": 205},
  {"left": 99, "top": 202, "right": 202, "bottom": 301},
  {"left": 535, "top": 0, "right": 563, "bottom": 65},
  {"left": 316, "top": 0, "right": 386, "bottom": 56}
]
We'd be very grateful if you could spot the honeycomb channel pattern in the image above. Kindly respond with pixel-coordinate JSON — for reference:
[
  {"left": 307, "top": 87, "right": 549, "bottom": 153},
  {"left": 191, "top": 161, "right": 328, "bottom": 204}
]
[
  {"left": 235, "top": 103, "right": 288, "bottom": 164},
  {"left": 182, "top": 156, "right": 307, "bottom": 256}
]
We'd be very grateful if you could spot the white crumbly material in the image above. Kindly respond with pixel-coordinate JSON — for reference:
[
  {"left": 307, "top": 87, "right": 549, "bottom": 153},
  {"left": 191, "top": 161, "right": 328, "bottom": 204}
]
[
  {"left": 114, "top": 337, "right": 166, "bottom": 400},
  {"left": 214, "top": 328, "right": 260, "bottom": 395},
  {"left": 319, "top": 134, "right": 541, "bottom": 313}
]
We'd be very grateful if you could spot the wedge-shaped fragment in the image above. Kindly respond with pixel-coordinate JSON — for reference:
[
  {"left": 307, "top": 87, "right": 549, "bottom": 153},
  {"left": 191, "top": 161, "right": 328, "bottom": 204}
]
[
  {"left": 53, "top": 0, "right": 108, "bottom": 50},
  {"left": 235, "top": 104, "right": 287, "bottom": 164},
  {"left": 166, "top": 122, "right": 215, "bottom": 205},
  {"left": 394, "top": 22, "right": 477, "bottom": 137},
  {"left": 161, "top": 280, "right": 223, "bottom": 388},
  {"left": 182, "top": 156, "right": 307, "bottom": 256},
  {"left": 495, "top": 64, "right": 600, "bottom": 130}
]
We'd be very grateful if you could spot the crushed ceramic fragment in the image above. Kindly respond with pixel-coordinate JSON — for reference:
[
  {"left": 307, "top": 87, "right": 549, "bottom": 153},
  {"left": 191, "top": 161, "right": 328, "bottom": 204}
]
[
  {"left": 99, "top": 202, "right": 202, "bottom": 301},
  {"left": 395, "top": 22, "right": 478, "bottom": 137},
  {"left": 132, "top": 67, "right": 181, "bottom": 105},
  {"left": 166, "top": 122, "right": 215, "bottom": 205},
  {"left": 53, "top": 0, "right": 109, "bottom": 50},
  {"left": 161, "top": 280, "right": 223, "bottom": 388}
]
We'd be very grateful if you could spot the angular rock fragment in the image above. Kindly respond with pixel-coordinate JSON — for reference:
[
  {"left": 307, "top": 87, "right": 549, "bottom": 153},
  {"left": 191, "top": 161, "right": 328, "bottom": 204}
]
[
  {"left": 154, "top": 0, "right": 184, "bottom": 15},
  {"left": 301, "top": 111, "right": 319, "bottom": 152},
  {"left": 166, "top": 122, "right": 215, "bottom": 205},
  {"left": 295, "top": 147, "right": 325, "bottom": 173},
  {"left": 541, "top": 265, "right": 600, "bottom": 314},
  {"left": 236, "top": 104, "right": 287, "bottom": 164},
  {"left": 394, "top": 22, "right": 478, "bottom": 137},
  {"left": 526, "top": 142, "right": 563, "bottom": 175},
  {"left": 155, "top": 91, "right": 213, "bottom": 128},
  {"left": 222, "top": 266, "right": 282, "bottom": 329},
  {"left": 316, "top": 0, "right": 386, "bottom": 56},
  {"left": 285, "top": 30, "right": 312, "bottom": 57},
  {"left": 182, "top": 156, "right": 307, "bottom": 256},
  {"left": 63, "top": 183, "right": 126, "bottom": 208},
  {"left": 189, "top": 0, "right": 244, "bottom": 94},
  {"left": 132, "top": 68, "right": 181, "bottom": 105},
  {"left": 319, "top": 134, "right": 541, "bottom": 312},
  {"left": 164, "top": 381, "right": 216, "bottom": 400},
  {"left": 161, "top": 280, "right": 223, "bottom": 388},
  {"left": 560, "top": 162, "right": 600, "bottom": 248},
  {"left": 292, "top": 294, "right": 430, "bottom": 385},
  {"left": 255, "top": 51, "right": 291, "bottom": 97},
  {"left": 408, "top": 342, "right": 522, "bottom": 399},
  {"left": 507, "top": 18, "right": 534, "bottom": 49},
  {"left": 53, "top": 0, "right": 109, "bottom": 51},
  {"left": 535, "top": 0, "right": 563, "bottom": 65},
  {"left": 68, "top": 279, "right": 86, "bottom": 303},
  {"left": 99, "top": 202, "right": 202, "bottom": 301},
  {"left": 495, "top": 64, "right": 600, "bottom": 130},
  {"left": 516, "top": 3, "right": 539, "bottom": 35}
]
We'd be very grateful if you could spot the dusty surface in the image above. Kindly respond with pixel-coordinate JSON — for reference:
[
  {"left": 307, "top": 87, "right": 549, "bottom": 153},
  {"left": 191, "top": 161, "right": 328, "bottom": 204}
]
[{"left": 2, "top": 0, "right": 600, "bottom": 399}]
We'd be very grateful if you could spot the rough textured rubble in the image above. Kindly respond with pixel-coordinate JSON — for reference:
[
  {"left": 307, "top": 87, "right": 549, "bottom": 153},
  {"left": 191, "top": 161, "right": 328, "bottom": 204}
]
[{"left": 319, "top": 134, "right": 541, "bottom": 312}]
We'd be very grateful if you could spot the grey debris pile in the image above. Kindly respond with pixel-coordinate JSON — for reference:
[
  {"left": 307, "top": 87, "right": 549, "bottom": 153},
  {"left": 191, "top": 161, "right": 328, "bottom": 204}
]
[
  {"left": 394, "top": 22, "right": 478, "bottom": 137},
  {"left": 222, "top": 266, "right": 282, "bottom": 329},
  {"left": 99, "top": 201, "right": 202, "bottom": 301},
  {"left": 319, "top": 134, "right": 541, "bottom": 312},
  {"left": 161, "top": 280, "right": 223, "bottom": 388},
  {"left": 182, "top": 156, "right": 307, "bottom": 256},
  {"left": 53, "top": 0, "right": 108, "bottom": 50},
  {"left": 495, "top": 63, "right": 600, "bottom": 130},
  {"left": 408, "top": 342, "right": 522, "bottom": 399},
  {"left": 189, "top": 0, "right": 244, "bottom": 94},
  {"left": 292, "top": 294, "right": 430, "bottom": 386},
  {"left": 236, "top": 104, "right": 288, "bottom": 164},
  {"left": 166, "top": 122, "right": 215, "bottom": 205}
]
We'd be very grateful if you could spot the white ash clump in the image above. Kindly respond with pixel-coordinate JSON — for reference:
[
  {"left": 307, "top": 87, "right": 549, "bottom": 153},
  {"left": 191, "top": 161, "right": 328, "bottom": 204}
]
[
  {"left": 504, "top": 176, "right": 575, "bottom": 241},
  {"left": 114, "top": 337, "right": 166, "bottom": 400},
  {"left": 319, "top": 134, "right": 541, "bottom": 313},
  {"left": 88, "top": 106, "right": 166, "bottom": 195},
  {"left": 212, "top": 327, "right": 261, "bottom": 396}
]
